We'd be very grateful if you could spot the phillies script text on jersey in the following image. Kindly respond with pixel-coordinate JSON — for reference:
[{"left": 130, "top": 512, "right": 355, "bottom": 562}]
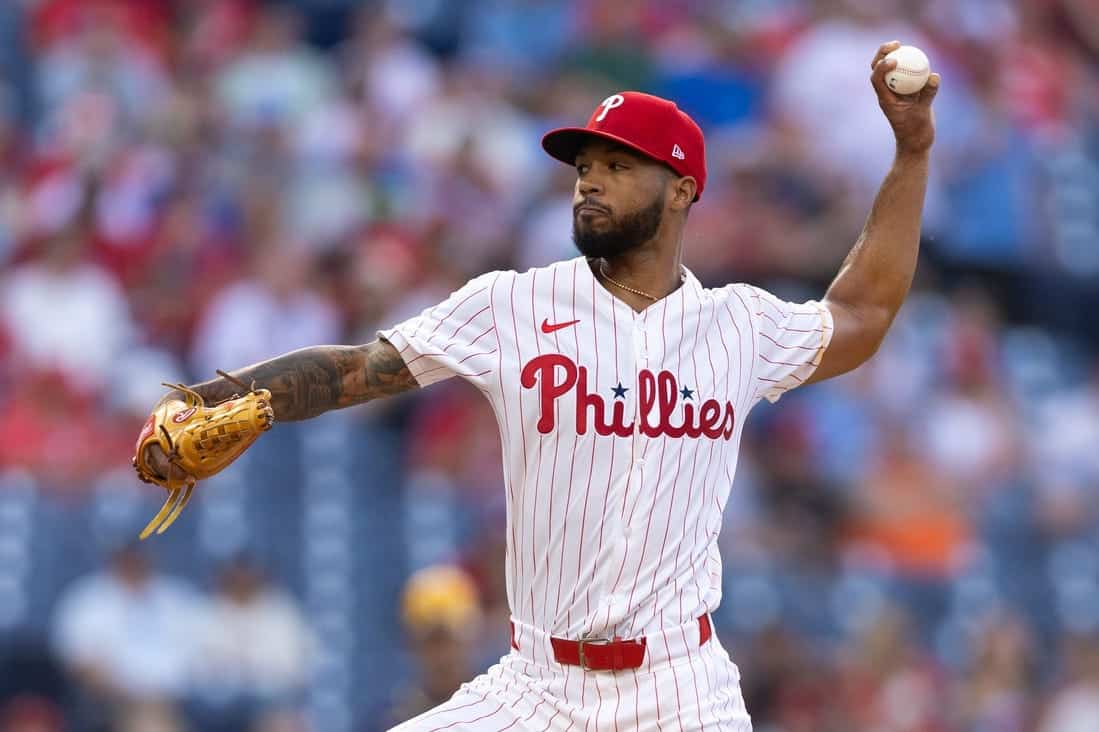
[
  {"left": 379, "top": 256, "right": 833, "bottom": 643},
  {"left": 520, "top": 353, "right": 735, "bottom": 439}
]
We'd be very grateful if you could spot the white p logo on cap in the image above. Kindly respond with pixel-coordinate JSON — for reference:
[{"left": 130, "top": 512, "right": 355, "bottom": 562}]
[{"left": 595, "top": 94, "right": 625, "bottom": 122}]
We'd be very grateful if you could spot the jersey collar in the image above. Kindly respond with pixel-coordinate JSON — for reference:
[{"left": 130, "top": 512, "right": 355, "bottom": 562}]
[{"left": 578, "top": 256, "right": 700, "bottom": 315}]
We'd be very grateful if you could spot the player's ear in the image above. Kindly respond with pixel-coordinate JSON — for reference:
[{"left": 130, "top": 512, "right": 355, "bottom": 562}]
[{"left": 668, "top": 175, "right": 697, "bottom": 212}]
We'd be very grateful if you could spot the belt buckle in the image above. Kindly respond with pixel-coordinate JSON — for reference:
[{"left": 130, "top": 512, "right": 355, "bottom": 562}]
[{"left": 577, "top": 636, "right": 609, "bottom": 671}]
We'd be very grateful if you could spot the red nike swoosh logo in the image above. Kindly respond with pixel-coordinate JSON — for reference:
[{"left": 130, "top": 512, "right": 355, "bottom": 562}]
[{"left": 541, "top": 318, "right": 581, "bottom": 334}]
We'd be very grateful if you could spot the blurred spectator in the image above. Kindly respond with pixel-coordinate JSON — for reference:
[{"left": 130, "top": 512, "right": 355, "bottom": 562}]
[
  {"left": 0, "top": 639, "right": 68, "bottom": 731},
  {"left": 215, "top": 5, "right": 336, "bottom": 133},
  {"left": 189, "top": 246, "right": 341, "bottom": 379},
  {"left": 460, "top": 0, "right": 571, "bottom": 79},
  {"left": 845, "top": 421, "right": 968, "bottom": 583},
  {"left": 190, "top": 557, "right": 314, "bottom": 723},
  {"left": 50, "top": 545, "right": 203, "bottom": 705},
  {"left": 919, "top": 292, "right": 1020, "bottom": 491},
  {"left": 343, "top": 10, "right": 441, "bottom": 126},
  {"left": 111, "top": 700, "right": 186, "bottom": 732},
  {"left": 929, "top": 47, "right": 1036, "bottom": 269},
  {"left": 249, "top": 708, "right": 309, "bottom": 732},
  {"left": 1033, "top": 366, "right": 1099, "bottom": 538},
  {"left": 835, "top": 607, "right": 949, "bottom": 732},
  {"left": 1039, "top": 634, "right": 1099, "bottom": 732},
  {"left": 954, "top": 614, "right": 1034, "bottom": 731},
  {"left": 737, "top": 625, "right": 820, "bottom": 729},
  {"left": 0, "top": 697, "right": 63, "bottom": 732},
  {"left": 387, "top": 564, "right": 483, "bottom": 726},
  {"left": 0, "top": 227, "right": 135, "bottom": 393},
  {"left": 34, "top": 1, "right": 170, "bottom": 166},
  {"left": 771, "top": 0, "right": 930, "bottom": 192},
  {"left": 0, "top": 370, "right": 132, "bottom": 489}
]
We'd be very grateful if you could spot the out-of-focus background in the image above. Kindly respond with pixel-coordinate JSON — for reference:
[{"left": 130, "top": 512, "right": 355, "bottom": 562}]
[{"left": 1, "top": 0, "right": 1098, "bottom": 730}]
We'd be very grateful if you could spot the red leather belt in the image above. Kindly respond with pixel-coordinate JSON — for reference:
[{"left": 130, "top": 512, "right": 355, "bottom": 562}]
[{"left": 510, "top": 615, "right": 712, "bottom": 672}]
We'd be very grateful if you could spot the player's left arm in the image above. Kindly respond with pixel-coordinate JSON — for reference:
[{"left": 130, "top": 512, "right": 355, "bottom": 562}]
[{"left": 806, "top": 41, "right": 941, "bottom": 384}]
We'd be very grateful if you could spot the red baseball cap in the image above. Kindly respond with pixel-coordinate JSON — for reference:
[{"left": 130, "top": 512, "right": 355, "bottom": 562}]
[{"left": 542, "top": 91, "right": 707, "bottom": 200}]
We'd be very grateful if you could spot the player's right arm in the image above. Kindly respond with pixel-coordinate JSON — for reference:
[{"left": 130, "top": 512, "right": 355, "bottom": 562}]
[{"left": 177, "top": 339, "right": 418, "bottom": 421}]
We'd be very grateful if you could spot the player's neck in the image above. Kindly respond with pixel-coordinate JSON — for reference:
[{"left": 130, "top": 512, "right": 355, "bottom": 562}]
[{"left": 595, "top": 245, "right": 684, "bottom": 312}]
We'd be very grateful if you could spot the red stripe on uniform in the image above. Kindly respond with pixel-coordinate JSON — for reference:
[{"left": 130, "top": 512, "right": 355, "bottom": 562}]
[
  {"left": 760, "top": 353, "right": 809, "bottom": 368},
  {"left": 536, "top": 710, "right": 561, "bottom": 732},
  {"left": 691, "top": 295, "right": 723, "bottom": 614},
  {"left": 662, "top": 627, "right": 686, "bottom": 730},
  {"left": 576, "top": 270, "right": 601, "bottom": 620},
  {"left": 541, "top": 266, "right": 564, "bottom": 625},
  {"left": 757, "top": 307, "right": 824, "bottom": 333},
  {"left": 447, "top": 304, "right": 491, "bottom": 340},
  {"left": 520, "top": 268, "right": 538, "bottom": 619},
  {"left": 729, "top": 288, "right": 758, "bottom": 402},
  {"left": 501, "top": 274, "right": 522, "bottom": 621},
  {"left": 403, "top": 351, "right": 448, "bottom": 365},
  {"left": 586, "top": 283, "right": 620, "bottom": 634},
  {"left": 560, "top": 664, "right": 577, "bottom": 732},
  {"left": 639, "top": 297, "right": 689, "bottom": 636},
  {"left": 527, "top": 268, "right": 545, "bottom": 621},
  {"left": 761, "top": 332, "right": 819, "bottom": 350},
  {"left": 718, "top": 300, "right": 745, "bottom": 416},
  {"left": 553, "top": 260, "right": 581, "bottom": 623},
  {"left": 413, "top": 348, "right": 498, "bottom": 379},
  {"left": 758, "top": 373, "right": 803, "bottom": 383},
  {"left": 674, "top": 289, "right": 708, "bottom": 629},
  {"left": 418, "top": 690, "right": 493, "bottom": 728},
  {"left": 425, "top": 701, "right": 507, "bottom": 731},
  {"left": 426, "top": 286, "right": 488, "bottom": 337},
  {"left": 442, "top": 322, "right": 495, "bottom": 353}
]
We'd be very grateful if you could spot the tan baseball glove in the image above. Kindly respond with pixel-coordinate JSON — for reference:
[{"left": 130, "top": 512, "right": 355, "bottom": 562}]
[{"left": 132, "top": 371, "right": 274, "bottom": 539}]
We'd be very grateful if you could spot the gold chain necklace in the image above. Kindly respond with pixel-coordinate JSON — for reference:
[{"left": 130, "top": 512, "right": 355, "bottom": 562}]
[{"left": 599, "top": 261, "right": 659, "bottom": 302}]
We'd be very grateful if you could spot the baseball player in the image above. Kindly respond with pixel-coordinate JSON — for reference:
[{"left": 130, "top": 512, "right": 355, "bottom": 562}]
[{"left": 133, "top": 42, "right": 939, "bottom": 730}]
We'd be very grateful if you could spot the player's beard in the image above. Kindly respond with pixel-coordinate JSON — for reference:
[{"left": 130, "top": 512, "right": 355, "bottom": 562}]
[{"left": 572, "top": 195, "right": 664, "bottom": 260}]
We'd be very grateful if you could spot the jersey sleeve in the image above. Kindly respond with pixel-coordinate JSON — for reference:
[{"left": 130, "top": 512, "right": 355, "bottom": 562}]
[
  {"left": 378, "top": 272, "right": 500, "bottom": 389},
  {"left": 744, "top": 285, "right": 834, "bottom": 404}
]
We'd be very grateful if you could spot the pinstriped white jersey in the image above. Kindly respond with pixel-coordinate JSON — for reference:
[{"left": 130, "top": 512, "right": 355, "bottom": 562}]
[{"left": 379, "top": 256, "right": 833, "bottom": 642}]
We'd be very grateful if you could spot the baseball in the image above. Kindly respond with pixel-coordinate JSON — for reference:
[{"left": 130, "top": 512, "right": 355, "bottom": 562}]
[{"left": 884, "top": 45, "right": 931, "bottom": 95}]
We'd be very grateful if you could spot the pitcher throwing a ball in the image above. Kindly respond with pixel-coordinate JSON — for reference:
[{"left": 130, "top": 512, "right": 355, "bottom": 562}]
[{"left": 134, "top": 42, "right": 938, "bottom": 730}]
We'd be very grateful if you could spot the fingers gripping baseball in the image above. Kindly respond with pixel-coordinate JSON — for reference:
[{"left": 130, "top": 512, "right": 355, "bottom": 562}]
[{"left": 870, "top": 41, "right": 940, "bottom": 154}]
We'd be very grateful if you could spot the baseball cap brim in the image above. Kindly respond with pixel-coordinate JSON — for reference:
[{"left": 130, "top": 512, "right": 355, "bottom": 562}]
[
  {"left": 542, "top": 126, "right": 699, "bottom": 202},
  {"left": 542, "top": 127, "right": 666, "bottom": 170}
]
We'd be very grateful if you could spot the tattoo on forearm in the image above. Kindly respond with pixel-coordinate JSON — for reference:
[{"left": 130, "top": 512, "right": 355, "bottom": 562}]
[{"left": 181, "top": 340, "right": 418, "bottom": 422}]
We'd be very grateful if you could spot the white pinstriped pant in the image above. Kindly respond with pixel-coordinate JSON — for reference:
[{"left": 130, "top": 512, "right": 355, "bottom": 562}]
[{"left": 390, "top": 616, "right": 753, "bottom": 731}]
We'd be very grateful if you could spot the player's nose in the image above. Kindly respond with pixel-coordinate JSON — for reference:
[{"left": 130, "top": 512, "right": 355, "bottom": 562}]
[{"left": 577, "top": 175, "right": 603, "bottom": 198}]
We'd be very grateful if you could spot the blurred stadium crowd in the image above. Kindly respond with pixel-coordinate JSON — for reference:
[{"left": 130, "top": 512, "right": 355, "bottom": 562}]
[{"left": 0, "top": 0, "right": 1098, "bottom": 730}]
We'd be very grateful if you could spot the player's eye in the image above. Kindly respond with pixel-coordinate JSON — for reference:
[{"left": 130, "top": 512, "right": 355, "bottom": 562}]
[
  {"left": 610, "top": 162, "right": 629, "bottom": 171},
  {"left": 576, "top": 163, "right": 590, "bottom": 175}
]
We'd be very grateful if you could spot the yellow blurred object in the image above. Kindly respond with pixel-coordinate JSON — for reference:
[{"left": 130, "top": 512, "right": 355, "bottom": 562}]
[{"left": 402, "top": 565, "right": 481, "bottom": 635}]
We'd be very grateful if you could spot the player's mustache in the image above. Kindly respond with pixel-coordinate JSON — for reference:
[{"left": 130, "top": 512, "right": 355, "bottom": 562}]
[{"left": 574, "top": 199, "right": 611, "bottom": 215}]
